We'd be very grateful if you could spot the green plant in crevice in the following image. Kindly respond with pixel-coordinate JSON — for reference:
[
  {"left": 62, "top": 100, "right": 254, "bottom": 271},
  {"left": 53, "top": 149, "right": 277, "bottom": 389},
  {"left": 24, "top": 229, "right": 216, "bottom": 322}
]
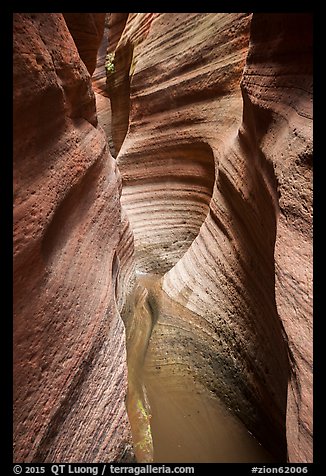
[{"left": 105, "top": 52, "right": 115, "bottom": 76}]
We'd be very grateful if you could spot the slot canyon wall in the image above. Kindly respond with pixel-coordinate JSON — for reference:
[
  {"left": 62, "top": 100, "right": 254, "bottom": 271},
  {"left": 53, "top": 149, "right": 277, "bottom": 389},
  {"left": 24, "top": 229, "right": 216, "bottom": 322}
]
[
  {"left": 13, "top": 12, "right": 312, "bottom": 463},
  {"left": 13, "top": 13, "right": 134, "bottom": 462}
]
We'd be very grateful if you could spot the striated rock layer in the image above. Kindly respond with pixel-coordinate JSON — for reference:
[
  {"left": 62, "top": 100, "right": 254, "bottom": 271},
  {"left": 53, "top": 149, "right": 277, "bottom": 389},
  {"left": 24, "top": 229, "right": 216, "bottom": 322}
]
[
  {"left": 92, "top": 16, "right": 116, "bottom": 156},
  {"left": 111, "top": 13, "right": 312, "bottom": 461},
  {"left": 14, "top": 11, "right": 313, "bottom": 463},
  {"left": 13, "top": 13, "right": 134, "bottom": 462},
  {"left": 241, "top": 14, "right": 313, "bottom": 462}
]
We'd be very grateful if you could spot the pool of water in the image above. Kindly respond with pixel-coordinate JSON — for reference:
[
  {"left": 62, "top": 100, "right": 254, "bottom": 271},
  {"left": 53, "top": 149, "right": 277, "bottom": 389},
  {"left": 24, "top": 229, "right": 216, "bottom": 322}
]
[{"left": 124, "top": 273, "right": 274, "bottom": 463}]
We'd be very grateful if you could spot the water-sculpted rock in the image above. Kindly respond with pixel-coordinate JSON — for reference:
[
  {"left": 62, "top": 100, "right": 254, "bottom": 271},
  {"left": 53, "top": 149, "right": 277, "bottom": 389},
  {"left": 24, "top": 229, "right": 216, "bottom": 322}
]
[
  {"left": 241, "top": 14, "right": 313, "bottom": 462},
  {"left": 63, "top": 13, "right": 106, "bottom": 76},
  {"left": 14, "top": 11, "right": 312, "bottom": 463},
  {"left": 112, "top": 13, "right": 312, "bottom": 462},
  {"left": 13, "top": 13, "right": 134, "bottom": 462}
]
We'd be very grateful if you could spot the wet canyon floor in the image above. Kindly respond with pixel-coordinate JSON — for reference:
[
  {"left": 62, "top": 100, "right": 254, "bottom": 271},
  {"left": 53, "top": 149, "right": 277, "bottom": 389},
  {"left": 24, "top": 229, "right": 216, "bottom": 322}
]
[{"left": 123, "top": 273, "right": 274, "bottom": 463}]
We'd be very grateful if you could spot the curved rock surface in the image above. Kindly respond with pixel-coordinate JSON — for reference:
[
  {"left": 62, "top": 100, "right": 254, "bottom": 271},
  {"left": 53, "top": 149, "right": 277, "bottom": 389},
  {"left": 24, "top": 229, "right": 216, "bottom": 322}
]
[
  {"left": 14, "top": 11, "right": 313, "bottom": 464},
  {"left": 63, "top": 13, "right": 106, "bottom": 76},
  {"left": 107, "top": 13, "right": 129, "bottom": 54},
  {"left": 13, "top": 13, "right": 134, "bottom": 462},
  {"left": 241, "top": 13, "right": 313, "bottom": 462},
  {"left": 111, "top": 13, "right": 312, "bottom": 462},
  {"left": 92, "top": 16, "right": 116, "bottom": 156}
]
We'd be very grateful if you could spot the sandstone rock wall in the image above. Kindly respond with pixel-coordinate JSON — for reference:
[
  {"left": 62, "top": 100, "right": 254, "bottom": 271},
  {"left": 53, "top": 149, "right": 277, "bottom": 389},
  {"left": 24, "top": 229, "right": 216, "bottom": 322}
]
[
  {"left": 63, "top": 13, "right": 106, "bottom": 76},
  {"left": 111, "top": 13, "right": 312, "bottom": 462},
  {"left": 107, "top": 13, "right": 129, "bottom": 54},
  {"left": 14, "top": 11, "right": 313, "bottom": 464},
  {"left": 13, "top": 13, "right": 133, "bottom": 462},
  {"left": 240, "top": 13, "right": 313, "bottom": 462}
]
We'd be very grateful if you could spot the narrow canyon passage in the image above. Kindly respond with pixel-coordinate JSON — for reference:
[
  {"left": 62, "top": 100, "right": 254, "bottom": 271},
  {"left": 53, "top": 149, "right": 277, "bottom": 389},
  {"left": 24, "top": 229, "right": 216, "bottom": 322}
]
[
  {"left": 94, "top": 14, "right": 292, "bottom": 462},
  {"left": 13, "top": 12, "right": 312, "bottom": 464},
  {"left": 93, "top": 13, "right": 301, "bottom": 463}
]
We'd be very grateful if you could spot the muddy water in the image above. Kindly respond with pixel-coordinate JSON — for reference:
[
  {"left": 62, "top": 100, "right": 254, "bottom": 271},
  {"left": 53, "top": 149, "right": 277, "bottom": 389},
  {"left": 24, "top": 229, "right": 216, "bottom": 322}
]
[{"left": 124, "top": 273, "right": 273, "bottom": 463}]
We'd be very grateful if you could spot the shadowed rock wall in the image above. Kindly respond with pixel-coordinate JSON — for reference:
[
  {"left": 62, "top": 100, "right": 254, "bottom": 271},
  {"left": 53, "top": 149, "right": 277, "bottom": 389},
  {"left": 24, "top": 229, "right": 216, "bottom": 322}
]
[{"left": 13, "top": 12, "right": 134, "bottom": 462}]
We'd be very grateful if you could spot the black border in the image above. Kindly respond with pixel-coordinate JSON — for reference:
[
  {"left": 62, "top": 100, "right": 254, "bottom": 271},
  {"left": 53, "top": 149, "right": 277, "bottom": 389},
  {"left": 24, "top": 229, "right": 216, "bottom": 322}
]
[{"left": 7, "top": 4, "right": 318, "bottom": 473}]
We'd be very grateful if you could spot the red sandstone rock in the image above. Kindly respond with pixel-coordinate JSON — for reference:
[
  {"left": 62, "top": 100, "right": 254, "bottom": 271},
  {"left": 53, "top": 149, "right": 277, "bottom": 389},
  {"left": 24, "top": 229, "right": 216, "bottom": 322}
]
[
  {"left": 14, "top": 11, "right": 312, "bottom": 464},
  {"left": 92, "top": 18, "right": 116, "bottom": 155},
  {"left": 240, "top": 13, "right": 313, "bottom": 462},
  {"left": 63, "top": 13, "right": 106, "bottom": 76},
  {"left": 105, "top": 13, "right": 157, "bottom": 154},
  {"left": 13, "top": 13, "right": 133, "bottom": 462},
  {"left": 112, "top": 13, "right": 312, "bottom": 462},
  {"left": 92, "top": 18, "right": 110, "bottom": 97},
  {"left": 107, "top": 13, "right": 129, "bottom": 53}
]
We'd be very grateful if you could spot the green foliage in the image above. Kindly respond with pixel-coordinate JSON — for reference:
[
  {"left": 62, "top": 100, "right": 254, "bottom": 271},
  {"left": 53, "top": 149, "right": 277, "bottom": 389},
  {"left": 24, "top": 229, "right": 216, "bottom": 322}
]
[{"left": 105, "top": 52, "right": 115, "bottom": 75}]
